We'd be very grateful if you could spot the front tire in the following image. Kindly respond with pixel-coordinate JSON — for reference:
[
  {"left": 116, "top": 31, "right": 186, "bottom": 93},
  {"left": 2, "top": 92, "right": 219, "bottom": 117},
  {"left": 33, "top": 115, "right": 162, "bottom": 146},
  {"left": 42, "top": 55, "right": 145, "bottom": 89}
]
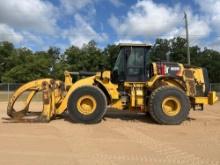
[
  {"left": 67, "top": 86, "right": 107, "bottom": 124},
  {"left": 149, "top": 86, "right": 190, "bottom": 125}
]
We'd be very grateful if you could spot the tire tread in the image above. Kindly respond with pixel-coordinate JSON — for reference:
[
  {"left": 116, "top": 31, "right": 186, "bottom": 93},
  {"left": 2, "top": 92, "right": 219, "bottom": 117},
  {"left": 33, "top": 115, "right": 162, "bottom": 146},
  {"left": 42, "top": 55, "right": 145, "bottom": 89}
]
[{"left": 149, "top": 86, "right": 190, "bottom": 125}]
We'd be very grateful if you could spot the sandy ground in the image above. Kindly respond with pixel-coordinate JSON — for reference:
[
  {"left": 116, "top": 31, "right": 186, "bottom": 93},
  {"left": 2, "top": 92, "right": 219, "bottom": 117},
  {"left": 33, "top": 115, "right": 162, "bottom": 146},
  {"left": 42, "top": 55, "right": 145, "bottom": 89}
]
[{"left": 0, "top": 101, "right": 220, "bottom": 165}]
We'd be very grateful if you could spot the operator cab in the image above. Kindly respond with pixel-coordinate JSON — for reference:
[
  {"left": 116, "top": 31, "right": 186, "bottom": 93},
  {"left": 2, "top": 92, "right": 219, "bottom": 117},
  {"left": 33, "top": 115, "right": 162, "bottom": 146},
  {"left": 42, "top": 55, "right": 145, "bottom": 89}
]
[{"left": 112, "top": 43, "right": 152, "bottom": 83}]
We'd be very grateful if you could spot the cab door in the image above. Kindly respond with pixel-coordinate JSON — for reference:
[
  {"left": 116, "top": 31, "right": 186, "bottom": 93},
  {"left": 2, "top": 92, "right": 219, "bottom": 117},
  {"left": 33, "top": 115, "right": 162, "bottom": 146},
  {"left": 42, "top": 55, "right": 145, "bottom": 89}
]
[{"left": 126, "top": 47, "right": 147, "bottom": 82}]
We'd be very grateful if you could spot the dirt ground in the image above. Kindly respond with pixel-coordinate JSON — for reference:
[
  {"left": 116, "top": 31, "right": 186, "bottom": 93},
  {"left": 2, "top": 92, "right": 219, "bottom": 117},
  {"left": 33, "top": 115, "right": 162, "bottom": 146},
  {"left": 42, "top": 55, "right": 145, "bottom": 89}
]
[{"left": 0, "top": 101, "right": 220, "bottom": 165}]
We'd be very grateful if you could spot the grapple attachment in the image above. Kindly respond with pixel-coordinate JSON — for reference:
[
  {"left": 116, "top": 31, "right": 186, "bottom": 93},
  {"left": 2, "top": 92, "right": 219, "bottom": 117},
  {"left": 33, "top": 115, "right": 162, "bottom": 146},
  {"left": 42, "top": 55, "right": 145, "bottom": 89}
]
[{"left": 6, "top": 79, "right": 64, "bottom": 123}]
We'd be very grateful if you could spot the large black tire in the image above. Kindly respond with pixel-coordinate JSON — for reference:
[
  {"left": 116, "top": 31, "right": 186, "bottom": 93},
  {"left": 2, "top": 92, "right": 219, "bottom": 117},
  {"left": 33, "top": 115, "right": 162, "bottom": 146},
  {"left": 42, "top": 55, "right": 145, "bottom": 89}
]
[
  {"left": 149, "top": 86, "right": 190, "bottom": 125},
  {"left": 67, "top": 86, "right": 107, "bottom": 124}
]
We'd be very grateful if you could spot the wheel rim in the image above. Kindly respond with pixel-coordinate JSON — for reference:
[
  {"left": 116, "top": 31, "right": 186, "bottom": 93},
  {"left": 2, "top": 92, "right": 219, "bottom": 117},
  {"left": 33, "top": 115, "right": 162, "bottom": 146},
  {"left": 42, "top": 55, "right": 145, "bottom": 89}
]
[
  {"left": 162, "top": 97, "right": 181, "bottom": 116},
  {"left": 76, "top": 95, "right": 97, "bottom": 115}
]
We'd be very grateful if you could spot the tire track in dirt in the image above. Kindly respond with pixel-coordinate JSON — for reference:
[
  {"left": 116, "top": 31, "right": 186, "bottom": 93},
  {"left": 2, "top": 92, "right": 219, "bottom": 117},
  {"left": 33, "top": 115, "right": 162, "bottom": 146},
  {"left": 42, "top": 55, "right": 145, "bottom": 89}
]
[{"left": 105, "top": 124, "right": 219, "bottom": 165}]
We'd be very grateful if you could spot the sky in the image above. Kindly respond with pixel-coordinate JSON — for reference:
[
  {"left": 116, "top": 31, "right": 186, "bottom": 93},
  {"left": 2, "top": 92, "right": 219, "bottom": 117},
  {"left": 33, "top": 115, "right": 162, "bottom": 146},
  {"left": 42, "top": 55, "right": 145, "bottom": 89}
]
[{"left": 0, "top": 0, "right": 219, "bottom": 51}]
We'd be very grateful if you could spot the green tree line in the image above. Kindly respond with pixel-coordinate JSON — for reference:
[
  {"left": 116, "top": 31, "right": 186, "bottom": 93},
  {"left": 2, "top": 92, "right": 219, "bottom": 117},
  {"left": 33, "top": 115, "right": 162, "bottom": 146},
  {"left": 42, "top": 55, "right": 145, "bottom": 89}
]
[{"left": 0, "top": 37, "right": 219, "bottom": 83}]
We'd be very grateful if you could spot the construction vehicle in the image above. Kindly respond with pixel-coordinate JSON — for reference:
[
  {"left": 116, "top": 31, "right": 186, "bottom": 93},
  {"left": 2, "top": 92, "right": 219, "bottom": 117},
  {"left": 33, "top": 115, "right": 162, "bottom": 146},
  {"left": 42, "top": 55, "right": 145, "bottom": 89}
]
[{"left": 7, "top": 43, "right": 218, "bottom": 124}]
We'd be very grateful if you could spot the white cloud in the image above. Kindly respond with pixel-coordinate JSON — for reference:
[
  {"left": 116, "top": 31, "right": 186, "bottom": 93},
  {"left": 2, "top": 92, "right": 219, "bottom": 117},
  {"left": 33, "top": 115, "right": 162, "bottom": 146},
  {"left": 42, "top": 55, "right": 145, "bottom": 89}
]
[
  {"left": 0, "top": 0, "right": 58, "bottom": 34},
  {"left": 60, "top": 0, "right": 124, "bottom": 14},
  {"left": 114, "top": 39, "right": 144, "bottom": 45},
  {"left": 60, "top": 0, "right": 97, "bottom": 26},
  {"left": 21, "top": 32, "right": 43, "bottom": 45},
  {"left": 109, "top": 0, "right": 181, "bottom": 38},
  {"left": 195, "top": 0, "right": 220, "bottom": 33},
  {"left": 61, "top": 0, "right": 95, "bottom": 14},
  {"left": 195, "top": 0, "right": 220, "bottom": 13},
  {"left": 109, "top": 0, "right": 212, "bottom": 47},
  {"left": 63, "top": 14, "right": 108, "bottom": 48},
  {"left": 0, "top": 0, "right": 215, "bottom": 50},
  {"left": 0, "top": 24, "right": 23, "bottom": 44},
  {"left": 163, "top": 12, "right": 211, "bottom": 44}
]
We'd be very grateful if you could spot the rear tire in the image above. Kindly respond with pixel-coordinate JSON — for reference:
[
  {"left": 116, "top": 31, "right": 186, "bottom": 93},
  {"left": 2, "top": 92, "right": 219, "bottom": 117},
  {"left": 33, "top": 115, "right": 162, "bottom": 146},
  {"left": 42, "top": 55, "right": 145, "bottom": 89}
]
[
  {"left": 149, "top": 86, "right": 190, "bottom": 125},
  {"left": 67, "top": 86, "right": 107, "bottom": 124},
  {"left": 202, "top": 68, "right": 210, "bottom": 96}
]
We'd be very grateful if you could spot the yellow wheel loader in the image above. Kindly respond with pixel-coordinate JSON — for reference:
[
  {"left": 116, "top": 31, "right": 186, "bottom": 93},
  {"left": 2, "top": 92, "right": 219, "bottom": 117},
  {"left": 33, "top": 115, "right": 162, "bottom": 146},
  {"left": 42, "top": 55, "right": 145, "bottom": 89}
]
[{"left": 7, "top": 43, "right": 218, "bottom": 124}]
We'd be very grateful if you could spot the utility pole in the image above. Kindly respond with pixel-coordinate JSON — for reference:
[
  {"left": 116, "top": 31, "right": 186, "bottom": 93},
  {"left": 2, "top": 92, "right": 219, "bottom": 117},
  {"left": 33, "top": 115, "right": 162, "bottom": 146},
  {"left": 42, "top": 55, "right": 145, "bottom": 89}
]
[
  {"left": 166, "top": 51, "right": 170, "bottom": 62},
  {"left": 184, "top": 12, "right": 191, "bottom": 65}
]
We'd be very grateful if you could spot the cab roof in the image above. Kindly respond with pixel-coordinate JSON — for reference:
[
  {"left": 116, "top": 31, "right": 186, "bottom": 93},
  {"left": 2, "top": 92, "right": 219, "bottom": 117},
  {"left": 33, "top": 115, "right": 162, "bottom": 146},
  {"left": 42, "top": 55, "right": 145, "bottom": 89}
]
[{"left": 118, "top": 43, "right": 152, "bottom": 48}]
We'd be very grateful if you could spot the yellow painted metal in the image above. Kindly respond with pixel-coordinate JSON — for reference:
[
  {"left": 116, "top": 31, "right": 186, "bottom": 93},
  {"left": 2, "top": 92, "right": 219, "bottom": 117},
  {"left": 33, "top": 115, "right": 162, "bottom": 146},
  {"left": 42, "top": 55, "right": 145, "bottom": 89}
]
[
  {"left": 6, "top": 62, "right": 219, "bottom": 122},
  {"left": 183, "top": 68, "right": 206, "bottom": 96},
  {"left": 41, "top": 103, "right": 51, "bottom": 120},
  {"left": 152, "top": 63, "right": 157, "bottom": 75},
  {"left": 76, "top": 95, "right": 97, "bottom": 115},
  {"left": 102, "top": 71, "right": 111, "bottom": 80},
  {"left": 162, "top": 96, "right": 181, "bottom": 116},
  {"left": 135, "top": 87, "right": 144, "bottom": 106},
  {"left": 177, "top": 64, "right": 184, "bottom": 77},
  {"left": 194, "top": 97, "right": 209, "bottom": 104},
  {"left": 95, "top": 79, "right": 119, "bottom": 100},
  {"left": 193, "top": 68, "right": 205, "bottom": 84},
  {"left": 56, "top": 76, "right": 95, "bottom": 114},
  {"left": 64, "top": 71, "right": 73, "bottom": 89},
  {"left": 110, "top": 100, "right": 124, "bottom": 110},
  {"left": 95, "top": 71, "right": 119, "bottom": 100},
  {"left": 146, "top": 74, "right": 186, "bottom": 92},
  {"left": 57, "top": 71, "right": 119, "bottom": 114},
  {"left": 7, "top": 79, "right": 52, "bottom": 114},
  {"left": 131, "top": 86, "right": 135, "bottom": 107},
  {"left": 124, "top": 82, "right": 146, "bottom": 87},
  {"left": 125, "top": 83, "right": 145, "bottom": 108},
  {"left": 146, "top": 75, "right": 162, "bottom": 87},
  {"left": 9, "top": 79, "right": 51, "bottom": 102},
  {"left": 51, "top": 88, "right": 56, "bottom": 116},
  {"left": 136, "top": 98, "right": 144, "bottom": 106},
  {"left": 57, "top": 70, "right": 119, "bottom": 114},
  {"left": 7, "top": 78, "right": 63, "bottom": 121},
  {"left": 41, "top": 82, "right": 52, "bottom": 120},
  {"left": 54, "top": 84, "right": 63, "bottom": 105},
  {"left": 194, "top": 91, "right": 218, "bottom": 105},
  {"left": 161, "top": 79, "right": 185, "bottom": 90},
  {"left": 208, "top": 91, "right": 218, "bottom": 105},
  {"left": 39, "top": 80, "right": 60, "bottom": 121}
]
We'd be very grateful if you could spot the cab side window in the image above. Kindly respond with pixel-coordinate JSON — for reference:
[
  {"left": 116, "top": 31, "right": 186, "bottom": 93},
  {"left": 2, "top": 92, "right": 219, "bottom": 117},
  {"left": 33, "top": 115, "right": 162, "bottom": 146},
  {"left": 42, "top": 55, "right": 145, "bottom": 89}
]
[{"left": 127, "top": 47, "right": 145, "bottom": 77}]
